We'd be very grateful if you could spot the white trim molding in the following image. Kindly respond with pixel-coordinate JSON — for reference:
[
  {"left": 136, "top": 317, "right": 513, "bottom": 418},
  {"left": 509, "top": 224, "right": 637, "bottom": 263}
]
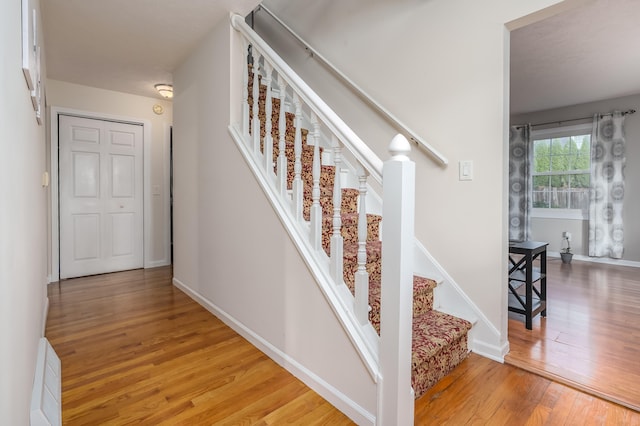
[
  {"left": 49, "top": 106, "right": 157, "bottom": 281},
  {"left": 172, "top": 277, "right": 376, "bottom": 426},
  {"left": 547, "top": 251, "right": 640, "bottom": 268}
]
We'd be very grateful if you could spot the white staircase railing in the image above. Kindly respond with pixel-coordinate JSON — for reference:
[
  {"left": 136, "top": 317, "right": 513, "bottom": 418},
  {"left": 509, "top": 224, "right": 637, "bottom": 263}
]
[{"left": 230, "top": 14, "right": 415, "bottom": 425}]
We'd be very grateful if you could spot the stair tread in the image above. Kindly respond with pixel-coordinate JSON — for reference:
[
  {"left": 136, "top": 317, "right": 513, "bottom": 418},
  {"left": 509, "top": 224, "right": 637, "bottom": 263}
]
[
  {"left": 343, "top": 240, "right": 381, "bottom": 260},
  {"left": 363, "top": 274, "right": 436, "bottom": 293},
  {"left": 303, "top": 188, "right": 359, "bottom": 219},
  {"left": 343, "top": 244, "right": 437, "bottom": 284},
  {"left": 412, "top": 310, "right": 472, "bottom": 361},
  {"left": 304, "top": 186, "right": 357, "bottom": 196},
  {"left": 367, "top": 274, "right": 437, "bottom": 333},
  {"left": 278, "top": 141, "right": 321, "bottom": 150},
  {"left": 413, "top": 275, "right": 438, "bottom": 292},
  {"left": 322, "top": 212, "right": 382, "bottom": 223}
]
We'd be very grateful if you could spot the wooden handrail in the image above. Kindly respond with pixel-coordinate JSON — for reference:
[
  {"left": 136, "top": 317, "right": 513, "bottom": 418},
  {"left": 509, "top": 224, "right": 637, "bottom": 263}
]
[{"left": 256, "top": 5, "right": 449, "bottom": 167}]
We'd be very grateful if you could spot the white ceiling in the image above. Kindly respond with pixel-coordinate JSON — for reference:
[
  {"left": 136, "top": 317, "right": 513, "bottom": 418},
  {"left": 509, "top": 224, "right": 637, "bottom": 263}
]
[
  {"left": 41, "top": 0, "right": 640, "bottom": 110},
  {"left": 510, "top": 0, "right": 640, "bottom": 115},
  {"left": 41, "top": 0, "right": 259, "bottom": 100}
]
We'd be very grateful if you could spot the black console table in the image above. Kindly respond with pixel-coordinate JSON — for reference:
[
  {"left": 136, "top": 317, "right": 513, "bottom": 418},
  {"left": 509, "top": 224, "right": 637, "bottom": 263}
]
[{"left": 508, "top": 240, "right": 548, "bottom": 330}]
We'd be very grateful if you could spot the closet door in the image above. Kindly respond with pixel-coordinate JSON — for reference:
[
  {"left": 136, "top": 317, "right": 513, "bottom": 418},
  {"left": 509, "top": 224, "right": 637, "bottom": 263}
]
[{"left": 59, "top": 115, "right": 143, "bottom": 279}]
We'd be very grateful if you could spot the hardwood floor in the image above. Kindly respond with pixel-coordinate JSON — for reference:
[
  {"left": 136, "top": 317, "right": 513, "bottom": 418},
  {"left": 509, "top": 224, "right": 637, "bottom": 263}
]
[
  {"left": 415, "top": 353, "right": 640, "bottom": 425},
  {"left": 46, "top": 265, "right": 640, "bottom": 425},
  {"left": 45, "top": 267, "right": 352, "bottom": 425},
  {"left": 506, "top": 258, "right": 640, "bottom": 411}
]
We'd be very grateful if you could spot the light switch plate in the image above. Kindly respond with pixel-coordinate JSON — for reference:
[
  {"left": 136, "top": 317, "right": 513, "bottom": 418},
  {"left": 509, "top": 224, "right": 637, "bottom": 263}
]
[{"left": 459, "top": 160, "right": 473, "bottom": 181}]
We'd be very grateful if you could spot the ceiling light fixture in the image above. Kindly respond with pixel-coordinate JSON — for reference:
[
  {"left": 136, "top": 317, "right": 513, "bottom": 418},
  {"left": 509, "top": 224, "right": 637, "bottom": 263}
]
[{"left": 154, "top": 83, "right": 173, "bottom": 99}]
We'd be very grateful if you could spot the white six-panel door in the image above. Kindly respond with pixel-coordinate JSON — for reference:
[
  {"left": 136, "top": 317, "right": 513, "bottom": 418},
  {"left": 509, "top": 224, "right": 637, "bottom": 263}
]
[{"left": 59, "top": 115, "right": 143, "bottom": 279}]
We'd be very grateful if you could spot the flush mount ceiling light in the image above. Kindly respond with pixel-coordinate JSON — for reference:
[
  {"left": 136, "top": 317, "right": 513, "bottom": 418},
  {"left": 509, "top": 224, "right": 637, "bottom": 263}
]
[{"left": 154, "top": 83, "right": 173, "bottom": 99}]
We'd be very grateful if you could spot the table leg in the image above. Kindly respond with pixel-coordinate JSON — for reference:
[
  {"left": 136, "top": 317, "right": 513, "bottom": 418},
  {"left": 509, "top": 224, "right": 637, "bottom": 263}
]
[
  {"left": 525, "top": 253, "right": 533, "bottom": 330},
  {"left": 541, "top": 249, "right": 547, "bottom": 317}
]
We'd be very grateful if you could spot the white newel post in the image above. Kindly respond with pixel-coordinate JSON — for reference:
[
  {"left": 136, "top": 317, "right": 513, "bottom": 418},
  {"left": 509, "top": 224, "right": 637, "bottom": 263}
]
[{"left": 379, "top": 134, "right": 415, "bottom": 426}]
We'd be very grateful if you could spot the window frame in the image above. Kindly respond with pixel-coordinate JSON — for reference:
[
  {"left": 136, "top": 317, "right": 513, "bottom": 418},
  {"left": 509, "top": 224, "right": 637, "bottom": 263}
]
[{"left": 530, "top": 123, "right": 592, "bottom": 221}]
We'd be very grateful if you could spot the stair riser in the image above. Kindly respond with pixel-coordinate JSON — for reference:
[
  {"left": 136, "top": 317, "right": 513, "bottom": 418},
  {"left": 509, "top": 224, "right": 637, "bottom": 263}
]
[
  {"left": 412, "top": 336, "right": 469, "bottom": 399},
  {"left": 288, "top": 166, "right": 334, "bottom": 191},
  {"left": 358, "top": 280, "right": 435, "bottom": 335},
  {"left": 303, "top": 188, "right": 359, "bottom": 218},
  {"left": 321, "top": 215, "right": 381, "bottom": 255},
  {"left": 343, "top": 253, "right": 381, "bottom": 289}
]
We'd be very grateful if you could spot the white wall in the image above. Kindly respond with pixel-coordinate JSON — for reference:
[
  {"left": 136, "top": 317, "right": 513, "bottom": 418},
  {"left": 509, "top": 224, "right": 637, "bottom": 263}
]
[
  {"left": 0, "top": 0, "right": 48, "bottom": 423},
  {"left": 255, "top": 0, "right": 570, "bottom": 349},
  {"left": 172, "top": 16, "right": 376, "bottom": 423},
  {"left": 512, "top": 93, "right": 640, "bottom": 262},
  {"left": 46, "top": 80, "right": 173, "bottom": 270}
]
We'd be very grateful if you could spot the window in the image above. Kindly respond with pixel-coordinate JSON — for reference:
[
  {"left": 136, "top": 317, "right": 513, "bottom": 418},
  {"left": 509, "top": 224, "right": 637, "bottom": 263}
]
[{"left": 531, "top": 124, "right": 591, "bottom": 219}]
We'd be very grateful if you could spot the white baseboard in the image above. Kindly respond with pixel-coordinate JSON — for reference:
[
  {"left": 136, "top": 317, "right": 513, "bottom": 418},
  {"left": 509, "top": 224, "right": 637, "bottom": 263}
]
[
  {"left": 41, "top": 296, "right": 49, "bottom": 338},
  {"left": 47, "top": 262, "right": 171, "bottom": 284},
  {"left": 547, "top": 251, "right": 640, "bottom": 268},
  {"left": 172, "top": 277, "right": 375, "bottom": 426},
  {"left": 471, "top": 338, "right": 509, "bottom": 363},
  {"left": 145, "top": 259, "right": 172, "bottom": 268}
]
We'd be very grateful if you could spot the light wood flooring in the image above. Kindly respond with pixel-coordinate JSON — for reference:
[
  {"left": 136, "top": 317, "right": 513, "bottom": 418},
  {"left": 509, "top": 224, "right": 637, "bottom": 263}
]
[
  {"left": 46, "top": 265, "right": 640, "bottom": 424},
  {"left": 45, "top": 267, "right": 352, "bottom": 425},
  {"left": 506, "top": 258, "right": 640, "bottom": 411},
  {"left": 415, "top": 353, "right": 640, "bottom": 425}
]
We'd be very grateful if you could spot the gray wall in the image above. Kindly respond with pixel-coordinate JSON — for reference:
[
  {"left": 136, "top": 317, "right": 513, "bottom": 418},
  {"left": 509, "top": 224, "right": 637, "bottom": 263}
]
[{"left": 511, "top": 93, "right": 640, "bottom": 262}]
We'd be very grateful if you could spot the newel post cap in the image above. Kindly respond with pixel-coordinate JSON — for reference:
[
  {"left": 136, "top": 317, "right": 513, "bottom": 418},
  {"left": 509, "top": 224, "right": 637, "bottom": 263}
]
[{"left": 388, "top": 134, "right": 411, "bottom": 160}]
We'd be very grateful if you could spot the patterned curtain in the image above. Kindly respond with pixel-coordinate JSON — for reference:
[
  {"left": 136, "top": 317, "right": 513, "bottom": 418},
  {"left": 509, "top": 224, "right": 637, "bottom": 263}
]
[
  {"left": 509, "top": 125, "right": 532, "bottom": 242},
  {"left": 589, "top": 112, "right": 626, "bottom": 258}
]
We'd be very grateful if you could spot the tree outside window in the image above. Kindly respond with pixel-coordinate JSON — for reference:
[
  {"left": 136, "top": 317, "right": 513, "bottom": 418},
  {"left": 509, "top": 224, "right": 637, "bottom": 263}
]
[{"left": 532, "top": 134, "right": 591, "bottom": 211}]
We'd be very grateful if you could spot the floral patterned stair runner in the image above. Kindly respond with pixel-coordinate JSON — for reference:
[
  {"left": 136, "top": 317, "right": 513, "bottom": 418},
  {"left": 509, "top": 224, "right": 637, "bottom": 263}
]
[{"left": 250, "top": 77, "right": 472, "bottom": 399}]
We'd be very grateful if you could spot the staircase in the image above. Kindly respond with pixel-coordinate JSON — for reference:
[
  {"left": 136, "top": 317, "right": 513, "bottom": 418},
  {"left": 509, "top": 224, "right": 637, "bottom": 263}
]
[{"left": 247, "top": 65, "right": 472, "bottom": 399}]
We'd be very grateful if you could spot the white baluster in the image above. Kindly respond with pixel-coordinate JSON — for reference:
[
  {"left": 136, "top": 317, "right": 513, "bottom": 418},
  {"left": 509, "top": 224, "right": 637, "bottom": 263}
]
[
  {"left": 251, "top": 52, "right": 261, "bottom": 155},
  {"left": 292, "top": 92, "right": 303, "bottom": 221},
  {"left": 380, "top": 134, "right": 415, "bottom": 425},
  {"left": 330, "top": 136, "right": 343, "bottom": 285},
  {"left": 309, "top": 112, "right": 322, "bottom": 251},
  {"left": 277, "top": 75, "right": 288, "bottom": 196},
  {"left": 263, "top": 62, "right": 273, "bottom": 173},
  {"left": 355, "top": 166, "right": 369, "bottom": 325},
  {"left": 242, "top": 41, "right": 250, "bottom": 140}
]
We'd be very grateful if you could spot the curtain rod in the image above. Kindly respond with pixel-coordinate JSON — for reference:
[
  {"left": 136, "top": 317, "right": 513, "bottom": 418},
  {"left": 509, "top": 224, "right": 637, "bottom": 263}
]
[{"left": 515, "top": 109, "right": 636, "bottom": 129}]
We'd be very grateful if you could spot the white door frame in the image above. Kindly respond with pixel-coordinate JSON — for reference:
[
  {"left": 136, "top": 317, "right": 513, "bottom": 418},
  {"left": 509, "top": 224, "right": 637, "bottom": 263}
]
[{"left": 50, "top": 106, "right": 152, "bottom": 282}]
